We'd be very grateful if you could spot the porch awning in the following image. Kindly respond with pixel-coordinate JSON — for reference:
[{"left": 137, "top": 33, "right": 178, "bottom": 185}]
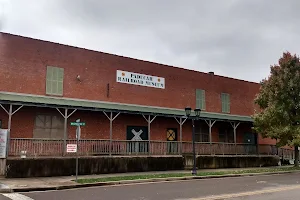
[{"left": 0, "top": 91, "right": 253, "bottom": 122}]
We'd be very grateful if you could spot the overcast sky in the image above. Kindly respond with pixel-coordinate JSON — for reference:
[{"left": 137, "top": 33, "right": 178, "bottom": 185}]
[{"left": 1, "top": 0, "right": 299, "bottom": 83}]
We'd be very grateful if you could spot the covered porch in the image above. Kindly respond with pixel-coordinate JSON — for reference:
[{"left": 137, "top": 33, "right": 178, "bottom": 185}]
[{"left": 0, "top": 92, "right": 293, "bottom": 160}]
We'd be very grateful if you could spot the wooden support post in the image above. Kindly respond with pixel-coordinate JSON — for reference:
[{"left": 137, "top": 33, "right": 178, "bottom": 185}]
[
  {"left": 143, "top": 115, "right": 156, "bottom": 155},
  {"left": 8, "top": 104, "right": 12, "bottom": 131},
  {"left": 0, "top": 104, "right": 23, "bottom": 130},
  {"left": 230, "top": 122, "right": 240, "bottom": 155},
  {"left": 175, "top": 117, "right": 187, "bottom": 154},
  {"left": 205, "top": 120, "right": 216, "bottom": 155},
  {"left": 103, "top": 111, "right": 120, "bottom": 156},
  {"left": 205, "top": 120, "right": 216, "bottom": 144},
  {"left": 57, "top": 108, "right": 77, "bottom": 155},
  {"left": 63, "top": 109, "right": 68, "bottom": 155},
  {"left": 0, "top": 104, "right": 23, "bottom": 158}
]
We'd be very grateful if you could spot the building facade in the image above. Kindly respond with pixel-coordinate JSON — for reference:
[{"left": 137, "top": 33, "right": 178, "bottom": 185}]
[{"left": 0, "top": 32, "right": 278, "bottom": 157}]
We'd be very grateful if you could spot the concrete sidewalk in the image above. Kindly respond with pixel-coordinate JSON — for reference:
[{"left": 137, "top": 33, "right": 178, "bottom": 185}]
[{"left": 0, "top": 166, "right": 294, "bottom": 193}]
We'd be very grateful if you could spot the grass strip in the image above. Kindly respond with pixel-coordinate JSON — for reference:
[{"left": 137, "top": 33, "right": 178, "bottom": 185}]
[{"left": 76, "top": 166, "right": 300, "bottom": 184}]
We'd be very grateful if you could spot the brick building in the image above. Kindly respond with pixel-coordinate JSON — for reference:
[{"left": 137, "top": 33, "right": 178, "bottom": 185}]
[{"left": 0, "top": 32, "right": 277, "bottom": 157}]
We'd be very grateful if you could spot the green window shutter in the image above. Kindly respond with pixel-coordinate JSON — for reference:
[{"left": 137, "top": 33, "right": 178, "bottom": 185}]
[
  {"left": 196, "top": 89, "right": 206, "bottom": 110},
  {"left": 227, "top": 94, "right": 230, "bottom": 113},
  {"left": 221, "top": 93, "right": 225, "bottom": 112},
  {"left": 221, "top": 93, "right": 230, "bottom": 113},
  {"left": 202, "top": 90, "right": 206, "bottom": 110},
  {"left": 46, "top": 66, "right": 53, "bottom": 95},
  {"left": 46, "top": 66, "right": 64, "bottom": 96},
  {"left": 57, "top": 68, "right": 64, "bottom": 95}
]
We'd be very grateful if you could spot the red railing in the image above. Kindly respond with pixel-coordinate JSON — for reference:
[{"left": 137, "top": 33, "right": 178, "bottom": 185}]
[{"left": 8, "top": 138, "right": 295, "bottom": 159}]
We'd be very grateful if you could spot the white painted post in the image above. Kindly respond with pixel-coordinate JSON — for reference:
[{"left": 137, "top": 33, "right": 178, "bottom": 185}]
[
  {"left": 109, "top": 112, "right": 113, "bottom": 155},
  {"left": 205, "top": 120, "right": 216, "bottom": 155},
  {"left": 148, "top": 115, "right": 151, "bottom": 152},
  {"left": 143, "top": 115, "right": 156, "bottom": 155},
  {"left": 7, "top": 105, "right": 12, "bottom": 157},
  {"left": 0, "top": 104, "right": 23, "bottom": 157},
  {"left": 63, "top": 108, "right": 68, "bottom": 155},
  {"left": 175, "top": 117, "right": 187, "bottom": 155},
  {"left": 8, "top": 105, "right": 12, "bottom": 130},
  {"left": 179, "top": 118, "right": 183, "bottom": 154},
  {"left": 57, "top": 108, "right": 77, "bottom": 155},
  {"left": 103, "top": 112, "right": 120, "bottom": 156},
  {"left": 230, "top": 122, "right": 240, "bottom": 155},
  {"left": 0, "top": 104, "right": 23, "bottom": 130}
]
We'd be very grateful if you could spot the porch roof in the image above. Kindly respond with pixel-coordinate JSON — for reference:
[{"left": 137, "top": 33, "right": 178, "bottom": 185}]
[{"left": 0, "top": 91, "right": 253, "bottom": 122}]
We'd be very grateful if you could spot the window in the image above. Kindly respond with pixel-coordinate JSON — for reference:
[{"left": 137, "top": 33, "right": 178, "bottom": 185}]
[
  {"left": 196, "top": 89, "right": 206, "bottom": 110},
  {"left": 33, "top": 114, "right": 64, "bottom": 139},
  {"left": 195, "top": 121, "right": 209, "bottom": 142},
  {"left": 218, "top": 127, "right": 234, "bottom": 143},
  {"left": 221, "top": 93, "right": 230, "bottom": 113},
  {"left": 46, "top": 66, "right": 64, "bottom": 96},
  {"left": 218, "top": 122, "right": 234, "bottom": 143}
]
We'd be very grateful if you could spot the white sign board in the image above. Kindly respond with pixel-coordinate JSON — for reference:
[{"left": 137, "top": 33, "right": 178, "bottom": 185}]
[
  {"left": 67, "top": 144, "right": 77, "bottom": 153},
  {"left": 116, "top": 70, "right": 165, "bottom": 89},
  {"left": 0, "top": 129, "right": 8, "bottom": 158}
]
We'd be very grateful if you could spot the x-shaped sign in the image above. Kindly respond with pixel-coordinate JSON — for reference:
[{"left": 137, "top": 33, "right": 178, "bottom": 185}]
[{"left": 131, "top": 129, "right": 143, "bottom": 141}]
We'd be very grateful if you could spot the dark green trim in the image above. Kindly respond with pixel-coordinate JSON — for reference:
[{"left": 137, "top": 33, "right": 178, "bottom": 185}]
[{"left": 0, "top": 92, "right": 253, "bottom": 122}]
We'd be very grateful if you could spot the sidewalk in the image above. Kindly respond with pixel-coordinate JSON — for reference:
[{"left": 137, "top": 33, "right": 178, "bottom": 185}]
[{"left": 0, "top": 166, "right": 295, "bottom": 193}]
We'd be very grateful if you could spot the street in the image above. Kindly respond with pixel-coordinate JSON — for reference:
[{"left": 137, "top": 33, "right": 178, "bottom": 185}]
[{"left": 1, "top": 173, "right": 300, "bottom": 200}]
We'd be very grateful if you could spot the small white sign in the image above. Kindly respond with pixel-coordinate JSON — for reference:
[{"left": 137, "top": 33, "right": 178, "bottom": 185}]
[
  {"left": 0, "top": 129, "right": 8, "bottom": 158},
  {"left": 67, "top": 144, "right": 77, "bottom": 153},
  {"left": 116, "top": 70, "right": 165, "bottom": 89}
]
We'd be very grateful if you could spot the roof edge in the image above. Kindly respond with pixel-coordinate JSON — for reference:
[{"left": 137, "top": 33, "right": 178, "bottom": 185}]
[
  {"left": 0, "top": 91, "right": 253, "bottom": 122},
  {"left": 0, "top": 32, "right": 259, "bottom": 85}
]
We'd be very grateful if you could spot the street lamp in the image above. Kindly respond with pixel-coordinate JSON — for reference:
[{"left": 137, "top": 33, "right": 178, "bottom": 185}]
[{"left": 185, "top": 107, "right": 201, "bottom": 175}]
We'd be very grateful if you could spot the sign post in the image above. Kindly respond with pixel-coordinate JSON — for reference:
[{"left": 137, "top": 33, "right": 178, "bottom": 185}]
[
  {"left": 0, "top": 129, "right": 8, "bottom": 158},
  {"left": 0, "top": 129, "right": 8, "bottom": 176},
  {"left": 70, "top": 119, "right": 85, "bottom": 182}
]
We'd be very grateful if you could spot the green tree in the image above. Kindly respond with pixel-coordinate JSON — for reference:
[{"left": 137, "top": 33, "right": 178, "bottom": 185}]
[{"left": 253, "top": 52, "right": 300, "bottom": 167}]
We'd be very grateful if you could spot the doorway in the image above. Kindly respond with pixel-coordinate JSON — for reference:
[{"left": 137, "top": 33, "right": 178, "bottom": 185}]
[
  {"left": 243, "top": 132, "right": 257, "bottom": 154},
  {"left": 166, "top": 128, "right": 178, "bottom": 154}
]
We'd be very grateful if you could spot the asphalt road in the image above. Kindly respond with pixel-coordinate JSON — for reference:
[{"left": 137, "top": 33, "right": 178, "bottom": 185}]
[{"left": 1, "top": 173, "right": 300, "bottom": 200}]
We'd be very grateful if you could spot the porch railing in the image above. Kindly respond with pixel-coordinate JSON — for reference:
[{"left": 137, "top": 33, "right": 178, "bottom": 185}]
[{"left": 8, "top": 138, "right": 295, "bottom": 159}]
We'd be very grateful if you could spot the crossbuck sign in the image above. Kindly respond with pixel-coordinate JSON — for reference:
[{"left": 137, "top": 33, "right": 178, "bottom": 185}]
[{"left": 131, "top": 129, "right": 143, "bottom": 141}]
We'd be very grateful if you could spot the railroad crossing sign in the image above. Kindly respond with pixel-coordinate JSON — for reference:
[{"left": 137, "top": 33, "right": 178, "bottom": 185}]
[{"left": 167, "top": 129, "right": 176, "bottom": 141}]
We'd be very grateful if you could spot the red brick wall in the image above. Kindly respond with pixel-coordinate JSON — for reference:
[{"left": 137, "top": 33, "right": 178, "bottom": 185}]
[
  {"left": 69, "top": 112, "right": 194, "bottom": 141},
  {"left": 257, "top": 134, "right": 276, "bottom": 145},
  {"left": 0, "top": 33, "right": 260, "bottom": 116},
  {"left": 0, "top": 105, "right": 253, "bottom": 142},
  {"left": 0, "top": 105, "right": 275, "bottom": 145},
  {"left": 0, "top": 33, "right": 274, "bottom": 145},
  {"left": 69, "top": 111, "right": 191, "bottom": 141},
  {"left": 0, "top": 107, "right": 192, "bottom": 141},
  {"left": 0, "top": 106, "right": 37, "bottom": 138}
]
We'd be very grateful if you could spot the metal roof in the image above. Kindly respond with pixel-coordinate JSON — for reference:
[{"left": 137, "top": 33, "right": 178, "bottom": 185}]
[{"left": 0, "top": 91, "right": 253, "bottom": 122}]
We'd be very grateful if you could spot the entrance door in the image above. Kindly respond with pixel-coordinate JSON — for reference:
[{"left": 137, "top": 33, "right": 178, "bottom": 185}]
[
  {"left": 243, "top": 132, "right": 256, "bottom": 144},
  {"left": 126, "top": 126, "right": 148, "bottom": 154},
  {"left": 243, "top": 132, "right": 257, "bottom": 154},
  {"left": 167, "top": 128, "right": 178, "bottom": 154}
]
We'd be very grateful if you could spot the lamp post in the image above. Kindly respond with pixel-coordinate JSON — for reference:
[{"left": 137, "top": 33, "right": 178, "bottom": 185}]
[{"left": 185, "top": 107, "right": 201, "bottom": 176}]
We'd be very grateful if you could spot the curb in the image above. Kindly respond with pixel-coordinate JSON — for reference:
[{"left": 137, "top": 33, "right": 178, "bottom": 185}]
[{"left": 2, "top": 170, "right": 300, "bottom": 193}]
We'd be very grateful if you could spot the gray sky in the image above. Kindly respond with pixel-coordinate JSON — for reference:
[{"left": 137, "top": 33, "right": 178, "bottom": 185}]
[{"left": 1, "top": 0, "right": 299, "bottom": 83}]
